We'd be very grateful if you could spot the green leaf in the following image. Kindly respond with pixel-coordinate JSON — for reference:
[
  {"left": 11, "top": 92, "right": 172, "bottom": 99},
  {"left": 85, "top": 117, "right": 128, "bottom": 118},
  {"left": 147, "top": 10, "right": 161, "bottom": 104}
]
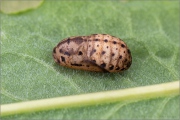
[{"left": 1, "top": 1, "right": 179, "bottom": 119}]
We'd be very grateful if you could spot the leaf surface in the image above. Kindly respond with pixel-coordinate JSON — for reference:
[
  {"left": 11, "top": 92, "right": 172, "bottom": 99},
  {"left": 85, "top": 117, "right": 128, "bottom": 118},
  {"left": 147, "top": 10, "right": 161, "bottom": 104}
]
[{"left": 1, "top": 1, "right": 179, "bottom": 119}]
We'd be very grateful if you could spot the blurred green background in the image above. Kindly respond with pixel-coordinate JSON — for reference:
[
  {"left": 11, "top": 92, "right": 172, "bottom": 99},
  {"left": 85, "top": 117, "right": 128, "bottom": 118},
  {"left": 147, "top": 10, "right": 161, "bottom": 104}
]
[{"left": 1, "top": 0, "right": 179, "bottom": 119}]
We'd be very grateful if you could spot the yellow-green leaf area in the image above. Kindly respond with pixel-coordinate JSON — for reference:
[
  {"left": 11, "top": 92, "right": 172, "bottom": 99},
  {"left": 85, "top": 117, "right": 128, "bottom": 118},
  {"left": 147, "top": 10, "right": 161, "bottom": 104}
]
[{"left": 0, "top": 0, "right": 44, "bottom": 14}]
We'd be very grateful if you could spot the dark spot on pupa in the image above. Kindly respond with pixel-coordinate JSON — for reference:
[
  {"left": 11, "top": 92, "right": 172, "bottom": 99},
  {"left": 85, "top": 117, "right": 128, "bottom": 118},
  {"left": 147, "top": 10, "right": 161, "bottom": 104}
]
[
  {"left": 127, "top": 61, "right": 132, "bottom": 68},
  {"left": 90, "top": 49, "right": 96, "bottom": 56},
  {"left": 112, "top": 53, "right": 115, "bottom": 56},
  {"left": 104, "top": 39, "right": 108, "bottom": 42},
  {"left": 71, "top": 37, "right": 83, "bottom": 44},
  {"left": 107, "top": 46, "right": 109, "bottom": 49},
  {"left": 116, "top": 48, "right": 118, "bottom": 50},
  {"left": 84, "top": 38, "right": 88, "bottom": 42},
  {"left": 101, "top": 51, "right": 106, "bottom": 55},
  {"left": 97, "top": 45, "right": 99, "bottom": 47},
  {"left": 61, "top": 56, "right": 65, "bottom": 62},
  {"left": 113, "top": 41, "right": 117, "bottom": 44},
  {"left": 124, "top": 51, "right": 125, "bottom": 53},
  {"left": 95, "top": 39, "right": 99, "bottom": 41},
  {"left": 57, "top": 42, "right": 62, "bottom": 47},
  {"left": 127, "top": 49, "right": 131, "bottom": 54},
  {"left": 89, "top": 45, "right": 91, "bottom": 47},
  {"left": 124, "top": 59, "right": 127, "bottom": 62},
  {"left": 71, "top": 63, "right": 82, "bottom": 66},
  {"left": 67, "top": 38, "right": 70, "bottom": 44},
  {"left": 78, "top": 51, "right": 83, "bottom": 55},
  {"left": 53, "top": 48, "right": 56, "bottom": 53},
  {"left": 64, "top": 51, "right": 70, "bottom": 56},
  {"left": 121, "top": 68, "right": 125, "bottom": 71},
  {"left": 115, "top": 66, "right": 120, "bottom": 70},
  {"left": 119, "top": 55, "right": 122, "bottom": 59},
  {"left": 121, "top": 44, "right": 125, "bottom": 48},
  {"left": 59, "top": 49, "right": 63, "bottom": 53},
  {"left": 57, "top": 59, "right": 60, "bottom": 63},
  {"left": 92, "top": 59, "right": 96, "bottom": 63},
  {"left": 109, "top": 65, "right": 114, "bottom": 70},
  {"left": 100, "top": 63, "right": 106, "bottom": 68}
]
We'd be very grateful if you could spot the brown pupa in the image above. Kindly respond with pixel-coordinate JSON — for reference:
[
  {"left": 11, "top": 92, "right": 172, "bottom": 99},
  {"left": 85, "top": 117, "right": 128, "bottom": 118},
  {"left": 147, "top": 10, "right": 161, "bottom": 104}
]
[{"left": 53, "top": 34, "right": 132, "bottom": 72}]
